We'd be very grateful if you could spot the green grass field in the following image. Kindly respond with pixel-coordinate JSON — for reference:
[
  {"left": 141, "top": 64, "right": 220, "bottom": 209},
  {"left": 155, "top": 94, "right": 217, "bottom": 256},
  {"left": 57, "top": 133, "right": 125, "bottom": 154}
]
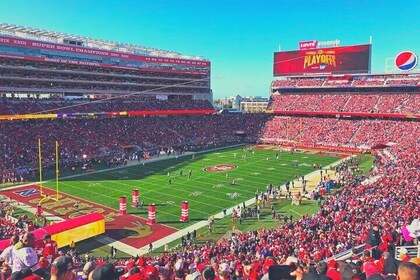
[{"left": 43, "top": 146, "right": 339, "bottom": 229}]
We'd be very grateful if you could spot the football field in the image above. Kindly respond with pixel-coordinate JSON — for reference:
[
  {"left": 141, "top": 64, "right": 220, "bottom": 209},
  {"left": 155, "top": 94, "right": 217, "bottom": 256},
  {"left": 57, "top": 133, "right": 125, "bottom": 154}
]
[{"left": 43, "top": 146, "right": 340, "bottom": 229}]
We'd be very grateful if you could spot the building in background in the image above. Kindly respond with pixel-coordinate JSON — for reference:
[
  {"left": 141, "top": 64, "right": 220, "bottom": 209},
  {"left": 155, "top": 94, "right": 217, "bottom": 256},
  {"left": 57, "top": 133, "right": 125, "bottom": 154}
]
[{"left": 239, "top": 96, "right": 268, "bottom": 112}]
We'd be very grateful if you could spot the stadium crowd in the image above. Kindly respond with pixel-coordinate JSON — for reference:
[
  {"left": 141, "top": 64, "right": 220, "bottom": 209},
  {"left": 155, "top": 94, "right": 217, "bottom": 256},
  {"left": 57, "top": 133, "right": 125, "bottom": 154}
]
[
  {"left": 271, "top": 75, "right": 420, "bottom": 88},
  {"left": 261, "top": 116, "right": 420, "bottom": 149},
  {"left": 0, "top": 92, "right": 419, "bottom": 279},
  {"left": 0, "top": 98, "right": 214, "bottom": 115},
  {"left": 268, "top": 93, "right": 420, "bottom": 114},
  {"left": 0, "top": 114, "right": 268, "bottom": 180},
  {"left": 0, "top": 135, "right": 419, "bottom": 280}
]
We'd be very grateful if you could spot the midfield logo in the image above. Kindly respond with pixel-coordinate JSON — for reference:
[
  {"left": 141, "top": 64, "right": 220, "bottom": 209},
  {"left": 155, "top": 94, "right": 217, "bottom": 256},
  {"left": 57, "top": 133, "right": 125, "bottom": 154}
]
[
  {"left": 204, "top": 164, "right": 237, "bottom": 173},
  {"left": 14, "top": 188, "right": 40, "bottom": 197}
]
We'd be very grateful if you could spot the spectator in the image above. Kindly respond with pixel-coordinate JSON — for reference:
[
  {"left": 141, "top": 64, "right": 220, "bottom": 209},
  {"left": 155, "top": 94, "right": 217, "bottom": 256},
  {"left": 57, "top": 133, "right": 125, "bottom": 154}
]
[
  {"left": 42, "top": 234, "right": 58, "bottom": 264},
  {"left": 366, "top": 225, "right": 381, "bottom": 248},
  {"left": 91, "top": 263, "right": 121, "bottom": 280},
  {"left": 0, "top": 235, "right": 19, "bottom": 265},
  {"left": 397, "top": 262, "right": 420, "bottom": 280},
  {"left": 382, "top": 251, "right": 400, "bottom": 276},
  {"left": 11, "top": 233, "right": 40, "bottom": 274},
  {"left": 80, "top": 261, "right": 96, "bottom": 280},
  {"left": 50, "top": 256, "right": 75, "bottom": 280},
  {"left": 202, "top": 266, "right": 216, "bottom": 280},
  {"left": 399, "top": 248, "right": 411, "bottom": 262},
  {"left": 302, "top": 262, "right": 331, "bottom": 280}
]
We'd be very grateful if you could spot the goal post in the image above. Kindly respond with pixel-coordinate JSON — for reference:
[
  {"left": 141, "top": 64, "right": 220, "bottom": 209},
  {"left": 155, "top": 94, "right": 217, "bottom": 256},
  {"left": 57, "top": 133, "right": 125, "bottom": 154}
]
[{"left": 38, "top": 139, "right": 60, "bottom": 204}]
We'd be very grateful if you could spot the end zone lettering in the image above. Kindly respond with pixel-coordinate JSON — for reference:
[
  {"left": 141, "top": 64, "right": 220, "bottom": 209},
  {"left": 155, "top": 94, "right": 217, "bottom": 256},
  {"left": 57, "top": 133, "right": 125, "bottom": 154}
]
[{"left": 14, "top": 188, "right": 40, "bottom": 197}]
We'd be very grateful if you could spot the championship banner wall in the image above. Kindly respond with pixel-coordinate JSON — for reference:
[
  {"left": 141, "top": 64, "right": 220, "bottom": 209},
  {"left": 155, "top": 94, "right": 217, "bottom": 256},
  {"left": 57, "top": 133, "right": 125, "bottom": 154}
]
[
  {"left": 0, "top": 54, "right": 210, "bottom": 76},
  {"left": 274, "top": 44, "right": 371, "bottom": 76},
  {"left": 0, "top": 36, "right": 210, "bottom": 67}
]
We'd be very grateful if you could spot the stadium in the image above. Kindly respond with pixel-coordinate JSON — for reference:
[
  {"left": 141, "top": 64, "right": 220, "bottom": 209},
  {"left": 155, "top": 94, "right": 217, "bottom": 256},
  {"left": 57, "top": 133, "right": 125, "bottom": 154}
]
[{"left": 0, "top": 20, "right": 419, "bottom": 280}]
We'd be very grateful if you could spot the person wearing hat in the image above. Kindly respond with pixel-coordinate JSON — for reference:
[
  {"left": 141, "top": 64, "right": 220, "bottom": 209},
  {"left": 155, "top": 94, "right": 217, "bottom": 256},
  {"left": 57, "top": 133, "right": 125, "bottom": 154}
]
[
  {"left": 364, "top": 262, "right": 382, "bottom": 280},
  {"left": 326, "top": 260, "right": 341, "bottom": 280},
  {"left": 91, "top": 263, "right": 120, "bottom": 280},
  {"left": 50, "top": 256, "right": 76, "bottom": 280},
  {"left": 340, "top": 262, "right": 361, "bottom": 280},
  {"left": 399, "top": 248, "right": 411, "bottom": 262},
  {"left": 11, "top": 232, "right": 40, "bottom": 275},
  {"left": 217, "top": 263, "right": 232, "bottom": 280},
  {"left": 186, "top": 271, "right": 201, "bottom": 280}
]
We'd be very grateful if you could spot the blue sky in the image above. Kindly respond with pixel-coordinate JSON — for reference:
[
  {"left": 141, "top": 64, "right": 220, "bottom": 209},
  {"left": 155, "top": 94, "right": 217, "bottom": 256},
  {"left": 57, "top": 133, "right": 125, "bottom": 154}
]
[{"left": 0, "top": 0, "right": 419, "bottom": 98}]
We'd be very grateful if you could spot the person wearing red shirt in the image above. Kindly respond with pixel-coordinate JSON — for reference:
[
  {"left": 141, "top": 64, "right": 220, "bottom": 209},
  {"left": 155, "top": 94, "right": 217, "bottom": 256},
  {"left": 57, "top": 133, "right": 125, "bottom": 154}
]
[
  {"left": 42, "top": 234, "right": 58, "bottom": 264},
  {"left": 326, "top": 260, "right": 341, "bottom": 280},
  {"left": 399, "top": 248, "right": 411, "bottom": 262}
]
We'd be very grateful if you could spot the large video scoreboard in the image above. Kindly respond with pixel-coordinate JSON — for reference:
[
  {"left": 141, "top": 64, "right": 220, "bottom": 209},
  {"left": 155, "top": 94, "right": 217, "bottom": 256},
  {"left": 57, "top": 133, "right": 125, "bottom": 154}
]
[{"left": 274, "top": 44, "right": 371, "bottom": 76}]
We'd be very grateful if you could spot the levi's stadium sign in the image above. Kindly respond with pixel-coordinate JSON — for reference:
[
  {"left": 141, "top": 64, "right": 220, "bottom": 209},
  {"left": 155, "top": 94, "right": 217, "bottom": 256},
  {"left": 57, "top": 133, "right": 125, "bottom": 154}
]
[
  {"left": 298, "top": 39, "right": 340, "bottom": 50},
  {"left": 274, "top": 44, "right": 371, "bottom": 76},
  {"left": 299, "top": 40, "right": 318, "bottom": 50}
]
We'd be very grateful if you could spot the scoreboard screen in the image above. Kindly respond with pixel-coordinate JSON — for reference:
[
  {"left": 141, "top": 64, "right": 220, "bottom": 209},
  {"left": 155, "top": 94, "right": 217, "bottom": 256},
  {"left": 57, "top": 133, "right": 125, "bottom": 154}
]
[{"left": 274, "top": 44, "right": 371, "bottom": 76}]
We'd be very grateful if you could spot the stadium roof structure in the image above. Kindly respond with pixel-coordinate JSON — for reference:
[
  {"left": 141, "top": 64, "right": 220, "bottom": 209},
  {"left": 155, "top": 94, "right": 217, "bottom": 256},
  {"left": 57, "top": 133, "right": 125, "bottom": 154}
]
[{"left": 0, "top": 23, "right": 207, "bottom": 61}]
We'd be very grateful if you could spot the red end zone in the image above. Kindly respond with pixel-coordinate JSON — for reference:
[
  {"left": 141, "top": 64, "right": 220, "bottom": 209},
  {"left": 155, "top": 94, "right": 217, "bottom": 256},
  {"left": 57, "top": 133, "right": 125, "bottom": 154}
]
[{"left": 1, "top": 185, "right": 177, "bottom": 249}]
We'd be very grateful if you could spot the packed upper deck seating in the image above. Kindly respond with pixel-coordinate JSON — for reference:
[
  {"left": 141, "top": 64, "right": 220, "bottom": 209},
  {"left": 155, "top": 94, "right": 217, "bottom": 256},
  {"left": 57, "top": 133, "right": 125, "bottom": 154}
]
[{"left": 268, "top": 93, "right": 420, "bottom": 114}]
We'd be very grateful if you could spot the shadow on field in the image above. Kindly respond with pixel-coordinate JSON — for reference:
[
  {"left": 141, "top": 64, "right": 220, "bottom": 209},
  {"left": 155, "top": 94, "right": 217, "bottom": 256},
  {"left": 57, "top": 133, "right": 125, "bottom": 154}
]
[
  {"left": 61, "top": 146, "right": 242, "bottom": 182},
  {"left": 104, "top": 229, "right": 144, "bottom": 241}
]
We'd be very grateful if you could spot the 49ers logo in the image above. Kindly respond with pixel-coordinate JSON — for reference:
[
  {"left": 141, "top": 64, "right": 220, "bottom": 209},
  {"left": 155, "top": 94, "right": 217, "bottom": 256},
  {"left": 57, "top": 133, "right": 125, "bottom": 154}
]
[{"left": 204, "top": 164, "right": 237, "bottom": 173}]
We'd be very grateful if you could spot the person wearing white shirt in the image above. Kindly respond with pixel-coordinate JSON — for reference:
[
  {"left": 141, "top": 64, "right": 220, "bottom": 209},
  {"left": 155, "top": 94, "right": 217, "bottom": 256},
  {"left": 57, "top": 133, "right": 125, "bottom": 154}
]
[
  {"left": 0, "top": 235, "right": 19, "bottom": 266},
  {"left": 12, "top": 232, "right": 40, "bottom": 273}
]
